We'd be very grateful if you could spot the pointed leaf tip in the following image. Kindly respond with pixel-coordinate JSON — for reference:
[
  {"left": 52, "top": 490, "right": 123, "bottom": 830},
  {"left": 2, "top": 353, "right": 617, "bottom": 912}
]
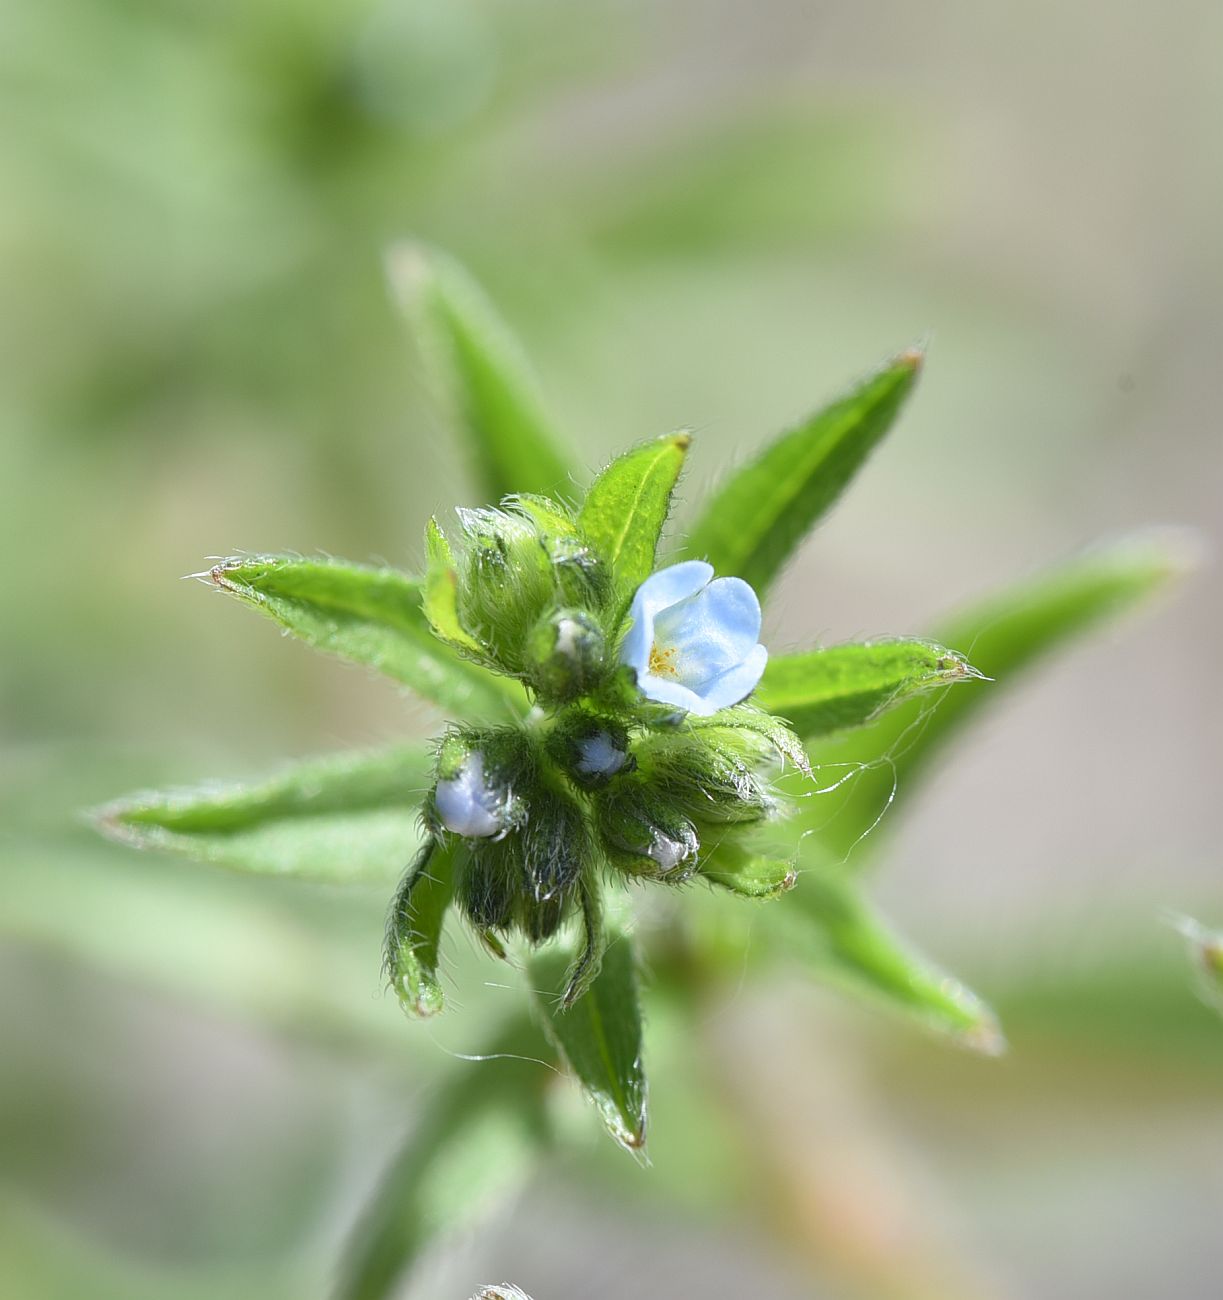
[
  {"left": 386, "top": 240, "right": 576, "bottom": 501},
  {"left": 529, "top": 932, "right": 648, "bottom": 1153},
  {"left": 684, "top": 352, "right": 921, "bottom": 596},
  {"left": 202, "top": 553, "right": 526, "bottom": 722},
  {"left": 580, "top": 433, "right": 690, "bottom": 618}
]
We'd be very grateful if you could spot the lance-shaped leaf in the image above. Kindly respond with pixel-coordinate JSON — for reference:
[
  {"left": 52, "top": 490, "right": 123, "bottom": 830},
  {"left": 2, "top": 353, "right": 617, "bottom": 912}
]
[
  {"left": 336, "top": 1014, "right": 553, "bottom": 1300},
  {"left": 779, "top": 874, "right": 1003, "bottom": 1052},
  {"left": 579, "top": 433, "right": 690, "bottom": 619},
  {"left": 699, "top": 839, "right": 796, "bottom": 900},
  {"left": 685, "top": 350, "right": 921, "bottom": 596},
  {"left": 386, "top": 241, "right": 575, "bottom": 501},
  {"left": 94, "top": 744, "right": 431, "bottom": 883},
  {"left": 758, "top": 639, "right": 982, "bottom": 741},
  {"left": 529, "top": 930, "right": 647, "bottom": 1152},
  {"left": 208, "top": 555, "right": 526, "bottom": 721},
  {"left": 384, "top": 838, "right": 456, "bottom": 1018},
  {"left": 792, "top": 530, "right": 1193, "bottom": 869}
]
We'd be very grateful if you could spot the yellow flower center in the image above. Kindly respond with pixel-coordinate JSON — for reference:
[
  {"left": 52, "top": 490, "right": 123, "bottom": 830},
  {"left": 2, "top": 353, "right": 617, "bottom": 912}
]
[{"left": 648, "top": 642, "right": 679, "bottom": 677}]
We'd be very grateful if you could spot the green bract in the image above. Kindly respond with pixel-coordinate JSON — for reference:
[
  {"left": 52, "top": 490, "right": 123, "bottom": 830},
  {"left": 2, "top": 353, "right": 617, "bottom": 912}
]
[{"left": 97, "top": 247, "right": 1187, "bottom": 1200}]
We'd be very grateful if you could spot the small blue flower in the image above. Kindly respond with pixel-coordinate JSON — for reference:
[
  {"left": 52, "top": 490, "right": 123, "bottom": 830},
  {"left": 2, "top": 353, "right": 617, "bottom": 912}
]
[
  {"left": 435, "top": 751, "right": 503, "bottom": 838},
  {"left": 620, "top": 561, "right": 768, "bottom": 716}
]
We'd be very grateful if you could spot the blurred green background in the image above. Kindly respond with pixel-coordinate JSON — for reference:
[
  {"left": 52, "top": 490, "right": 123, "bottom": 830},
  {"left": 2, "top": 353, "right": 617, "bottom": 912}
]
[{"left": 3, "top": 1, "right": 1221, "bottom": 1297}]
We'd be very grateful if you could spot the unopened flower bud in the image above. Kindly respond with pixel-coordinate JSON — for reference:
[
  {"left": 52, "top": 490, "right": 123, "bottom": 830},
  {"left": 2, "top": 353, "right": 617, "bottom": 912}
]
[
  {"left": 637, "top": 730, "right": 774, "bottom": 826},
  {"left": 455, "top": 507, "right": 556, "bottom": 672},
  {"left": 526, "top": 608, "right": 607, "bottom": 701},
  {"left": 430, "top": 729, "right": 530, "bottom": 840},
  {"left": 518, "top": 783, "right": 591, "bottom": 941},
  {"left": 547, "top": 709, "right": 633, "bottom": 789},
  {"left": 597, "top": 780, "right": 699, "bottom": 880}
]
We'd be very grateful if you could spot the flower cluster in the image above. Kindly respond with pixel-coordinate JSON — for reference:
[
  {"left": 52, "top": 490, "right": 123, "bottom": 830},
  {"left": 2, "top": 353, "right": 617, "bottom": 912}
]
[{"left": 397, "top": 495, "right": 797, "bottom": 1006}]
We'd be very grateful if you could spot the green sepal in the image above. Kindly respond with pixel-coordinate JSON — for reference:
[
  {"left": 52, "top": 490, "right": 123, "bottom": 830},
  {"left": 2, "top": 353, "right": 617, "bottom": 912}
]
[
  {"left": 510, "top": 493, "right": 611, "bottom": 610},
  {"left": 781, "top": 873, "right": 1003, "bottom": 1052},
  {"left": 561, "top": 873, "right": 608, "bottom": 1009},
  {"left": 206, "top": 554, "right": 526, "bottom": 722},
  {"left": 518, "top": 780, "right": 593, "bottom": 942},
  {"left": 529, "top": 930, "right": 648, "bottom": 1153},
  {"left": 579, "top": 433, "right": 690, "bottom": 621},
  {"left": 387, "top": 242, "right": 575, "bottom": 501},
  {"left": 383, "top": 837, "right": 456, "bottom": 1019},
  {"left": 94, "top": 744, "right": 431, "bottom": 883},
  {"left": 757, "top": 638, "right": 982, "bottom": 741},
  {"left": 699, "top": 838, "right": 796, "bottom": 900},
  {"left": 423, "top": 518, "right": 485, "bottom": 655},
  {"left": 684, "top": 350, "right": 921, "bottom": 597}
]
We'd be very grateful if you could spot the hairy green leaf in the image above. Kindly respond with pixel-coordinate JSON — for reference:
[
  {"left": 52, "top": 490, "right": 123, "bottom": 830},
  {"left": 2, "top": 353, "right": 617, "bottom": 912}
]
[
  {"left": 699, "top": 839, "right": 796, "bottom": 900},
  {"left": 530, "top": 930, "right": 647, "bottom": 1152},
  {"left": 781, "top": 874, "right": 1003, "bottom": 1051},
  {"left": 208, "top": 555, "right": 526, "bottom": 721},
  {"left": 792, "top": 530, "right": 1193, "bottom": 870},
  {"left": 336, "top": 1015, "right": 552, "bottom": 1300},
  {"left": 386, "top": 242, "right": 575, "bottom": 501},
  {"left": 758, "top": 639, "right": 981, "bottom": 741},
  {"left": 94, "top": 744, "right": 431, "bottom": 883},
  {"left": 579, "top": 433, "right": 690, "bottom": 618},
  {"left": 384, "top": 838, "right": 456, "bottom": 1018},
  {"left": 685, "top": 351, "right": 921, "bottom": 595}
]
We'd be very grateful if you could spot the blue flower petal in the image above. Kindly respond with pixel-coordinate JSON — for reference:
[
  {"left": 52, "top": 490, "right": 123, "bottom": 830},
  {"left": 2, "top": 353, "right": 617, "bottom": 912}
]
[
  {"left": 620, "top": 560, "right": 713, "bottom": 678},
  {"left": 698, "top": 642, "right": 769, "bottom": 712},
  {"left": 633, "top": 671, "right": 709, "bottom": 714},
  {"left": 635, "top": 560, "right": 713, "bottom": 618},
  {"left": 653, "top": 576, "right": 761, "bottom": 687}
]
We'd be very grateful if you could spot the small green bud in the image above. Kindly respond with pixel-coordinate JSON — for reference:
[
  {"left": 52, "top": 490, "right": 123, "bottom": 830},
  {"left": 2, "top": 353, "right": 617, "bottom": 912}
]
[
  {"left": 518, "top": 783, "right": 592, "bottom": 941},
  {"left": 636, "top": 730, "right": 775, "bottom": 826},
  {"left": 597, "top": 778, "right": 699, "bottom": 880},
  {"left": 455, "top": 507, "right": 556, "bottom": 672},
  {"left": 455, "top": 837, "right": 523, "bottom": 933},
  {"left": 525, "top": 608, "right": 607, "bottom": 701},
  {"left": 547, "top": 709, "right": 634, "bottom": 789},
  {"left": 512, "top": 494, "right": 610, "bottom": 609}
]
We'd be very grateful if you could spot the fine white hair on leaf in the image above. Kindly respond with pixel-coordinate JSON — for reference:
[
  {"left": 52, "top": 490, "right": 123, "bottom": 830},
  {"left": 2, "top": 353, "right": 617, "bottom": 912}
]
[{"left": 474, "top": 1285, "right": 535, "bottom": 1300}]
